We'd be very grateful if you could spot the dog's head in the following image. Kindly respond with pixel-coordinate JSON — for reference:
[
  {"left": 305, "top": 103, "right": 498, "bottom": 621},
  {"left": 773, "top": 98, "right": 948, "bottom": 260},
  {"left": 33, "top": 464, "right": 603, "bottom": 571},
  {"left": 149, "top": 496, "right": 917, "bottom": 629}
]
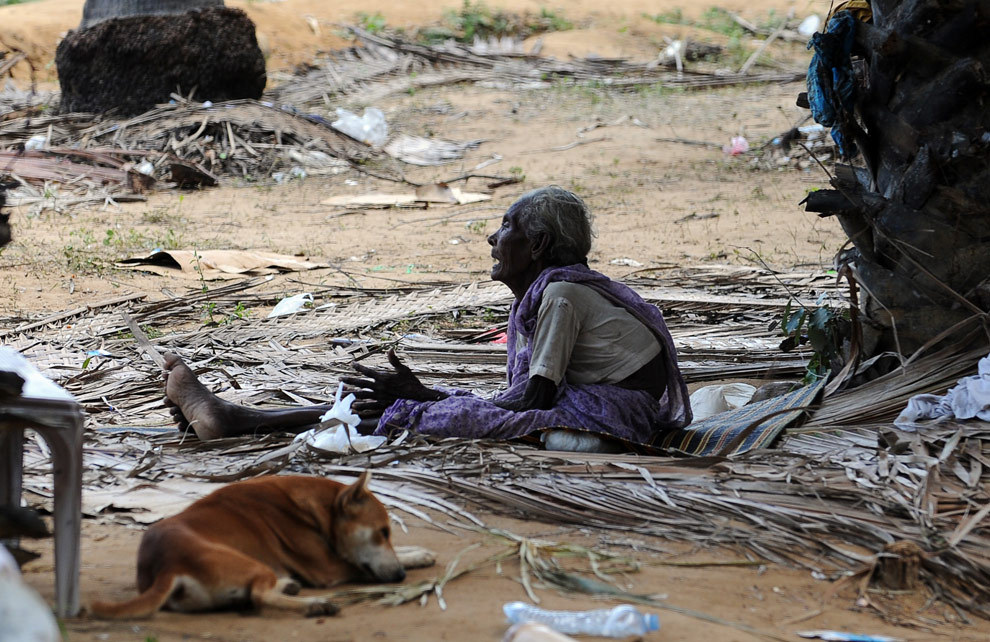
[{"left": 331, "top": 470, "right": 405, "bottom": 583}]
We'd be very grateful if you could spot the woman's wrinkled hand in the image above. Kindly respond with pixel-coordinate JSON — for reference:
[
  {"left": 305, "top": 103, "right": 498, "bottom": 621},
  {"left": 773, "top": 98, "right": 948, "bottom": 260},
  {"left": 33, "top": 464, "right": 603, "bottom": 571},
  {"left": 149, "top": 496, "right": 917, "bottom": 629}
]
[{"left": 341, "top": 349, "right": 446, "bottom": 418}]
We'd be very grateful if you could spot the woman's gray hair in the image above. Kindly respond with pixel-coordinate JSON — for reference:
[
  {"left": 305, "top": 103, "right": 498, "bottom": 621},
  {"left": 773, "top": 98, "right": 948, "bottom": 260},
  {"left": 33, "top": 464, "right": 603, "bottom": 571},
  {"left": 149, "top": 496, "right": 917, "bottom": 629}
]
[{"left": 515, "top": 186, "right": 594, "bottom": 266}]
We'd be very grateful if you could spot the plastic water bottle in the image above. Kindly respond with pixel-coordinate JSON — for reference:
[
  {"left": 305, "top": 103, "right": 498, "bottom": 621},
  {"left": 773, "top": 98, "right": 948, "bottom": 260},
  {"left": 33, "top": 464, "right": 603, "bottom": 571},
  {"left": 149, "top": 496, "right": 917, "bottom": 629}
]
[
  {"left": 503, "top": 621, "right": 578, "bottom": 642},
  {"left": 503, "top": 602, "right": 660, "bottom": 637}
]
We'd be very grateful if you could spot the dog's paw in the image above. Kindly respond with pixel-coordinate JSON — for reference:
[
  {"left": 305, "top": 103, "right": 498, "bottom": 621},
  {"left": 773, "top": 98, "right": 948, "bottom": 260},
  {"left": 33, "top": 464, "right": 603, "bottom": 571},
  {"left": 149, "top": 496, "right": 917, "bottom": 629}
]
[
  {"left": 305, "top": 599, "right": 340, "bottom": 618},
  {"left": 276, "top": 578, "right": 301, "bottom": 596},
  {"left": 394, "top": 546, "right": 437, "bottom": 569}
]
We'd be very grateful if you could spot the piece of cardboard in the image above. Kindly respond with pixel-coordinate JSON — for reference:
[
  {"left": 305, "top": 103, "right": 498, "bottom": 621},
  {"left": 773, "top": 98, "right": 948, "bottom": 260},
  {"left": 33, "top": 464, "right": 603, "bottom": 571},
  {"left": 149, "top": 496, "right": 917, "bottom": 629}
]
[
  {"left": 322, "top": 185, "right": 491, "bottom": 207},
  {"left": 117, "top": 249, "right": 329, "bottom": 280}
]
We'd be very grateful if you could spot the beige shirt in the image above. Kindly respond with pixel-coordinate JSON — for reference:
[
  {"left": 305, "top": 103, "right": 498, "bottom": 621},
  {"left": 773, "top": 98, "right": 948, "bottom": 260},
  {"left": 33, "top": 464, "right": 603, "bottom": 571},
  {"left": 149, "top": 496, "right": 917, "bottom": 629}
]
[{"left": 524, "top": 281, "right": 662, "bottom": 386}]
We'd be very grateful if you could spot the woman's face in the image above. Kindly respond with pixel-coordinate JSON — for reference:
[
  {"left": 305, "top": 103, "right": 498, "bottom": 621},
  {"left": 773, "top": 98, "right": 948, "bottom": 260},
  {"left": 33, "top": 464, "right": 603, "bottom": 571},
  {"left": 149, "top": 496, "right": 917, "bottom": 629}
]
[{"left": 488, "top": 201, "right": 539, "bottom": 292}]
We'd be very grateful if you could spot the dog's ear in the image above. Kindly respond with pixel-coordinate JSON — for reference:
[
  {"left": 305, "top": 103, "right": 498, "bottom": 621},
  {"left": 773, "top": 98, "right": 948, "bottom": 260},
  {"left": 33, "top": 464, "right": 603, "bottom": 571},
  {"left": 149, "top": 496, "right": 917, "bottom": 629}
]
[
  {"left": 350, "top": 470, "right": 372, "bottom": 501},
  {"left": 338, "top": 470, "right": 373, "bottom": 512},
  {"left": 355, "top": 469, "right": 371, "bottom": 492}
]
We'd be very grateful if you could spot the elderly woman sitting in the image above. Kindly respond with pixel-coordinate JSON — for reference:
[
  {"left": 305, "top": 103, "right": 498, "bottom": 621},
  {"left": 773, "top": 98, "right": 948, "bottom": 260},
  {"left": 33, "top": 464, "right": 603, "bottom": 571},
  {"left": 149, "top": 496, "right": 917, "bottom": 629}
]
[{"left": 162, "top": 187, "right": 691, "bottom": 449}]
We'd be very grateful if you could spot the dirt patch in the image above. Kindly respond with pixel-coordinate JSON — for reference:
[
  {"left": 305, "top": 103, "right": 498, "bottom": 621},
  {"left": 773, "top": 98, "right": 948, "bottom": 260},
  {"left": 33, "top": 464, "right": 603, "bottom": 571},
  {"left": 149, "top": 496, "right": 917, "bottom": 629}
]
[
  {"left": 0, "top": 81, "right": 842, "bottom": 315},
  {"left": 24, "top": 511, "right": 985, "bottom": 642}
]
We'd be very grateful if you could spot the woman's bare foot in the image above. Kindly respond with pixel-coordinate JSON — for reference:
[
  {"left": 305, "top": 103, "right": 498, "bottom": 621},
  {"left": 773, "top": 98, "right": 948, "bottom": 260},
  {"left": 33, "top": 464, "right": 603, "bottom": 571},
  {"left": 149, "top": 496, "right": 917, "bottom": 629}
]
[{"left": 163, "top": 353, "right": 237, "bottom": 440}]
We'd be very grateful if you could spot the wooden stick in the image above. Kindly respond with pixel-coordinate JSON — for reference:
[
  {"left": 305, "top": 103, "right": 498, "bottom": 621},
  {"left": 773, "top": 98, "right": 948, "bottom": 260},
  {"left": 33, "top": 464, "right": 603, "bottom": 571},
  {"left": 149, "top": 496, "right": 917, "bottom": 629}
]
[
  {"left": 121, "top": 311, "right": 166, "bottom": 369},
  {"left": 739, "top": 25, "right": 785, "bottom": 75}
]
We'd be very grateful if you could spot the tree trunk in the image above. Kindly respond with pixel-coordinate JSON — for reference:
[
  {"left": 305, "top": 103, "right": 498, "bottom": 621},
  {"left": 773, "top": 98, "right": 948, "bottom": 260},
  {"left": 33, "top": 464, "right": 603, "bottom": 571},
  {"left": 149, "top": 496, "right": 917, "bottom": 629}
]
[
  {"left": 803, "top": 0, "right": 990, "bottom": 363},
  {"left": 79, "top": 0, "right": 222, "bottom": 30},
  {"left": 57, "top": 1, "right": 265, "bottom": 115},
  {"left": 0, "top": 185, "right": 10, "bottom": 249}
]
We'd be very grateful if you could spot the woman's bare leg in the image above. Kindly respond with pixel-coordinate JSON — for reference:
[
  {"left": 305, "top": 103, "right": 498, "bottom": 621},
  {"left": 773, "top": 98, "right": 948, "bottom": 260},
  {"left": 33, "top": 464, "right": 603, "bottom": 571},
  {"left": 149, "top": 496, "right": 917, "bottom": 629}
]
[{"left": 162, "top": 354, "right": 331, "bottom": 440}]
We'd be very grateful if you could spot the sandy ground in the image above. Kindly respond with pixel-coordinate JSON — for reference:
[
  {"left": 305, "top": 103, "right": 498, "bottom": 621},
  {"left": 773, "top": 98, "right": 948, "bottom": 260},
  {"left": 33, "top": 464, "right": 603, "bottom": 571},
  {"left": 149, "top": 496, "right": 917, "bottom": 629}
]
[
  {"left": 0, "top": 81, "right": 841, "bottom": 315},
  {"left": 3, "top": 0, "right": 831, "bottom": 82},
  {"left": 4, "top": 0, "right": 989, "bottom": 640},
  {"left": 22, "top": 512, "right": 986, "bottom": 642}
]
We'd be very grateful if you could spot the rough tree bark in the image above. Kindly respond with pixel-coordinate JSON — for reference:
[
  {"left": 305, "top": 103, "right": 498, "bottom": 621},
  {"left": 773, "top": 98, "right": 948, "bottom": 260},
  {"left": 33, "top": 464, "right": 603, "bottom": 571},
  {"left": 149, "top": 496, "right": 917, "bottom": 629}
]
[
  {"left": 802, "top": 0, "right": 990, "bottom": 363},
  {"left": 56, "top": 0, "right": 265, "bottom": 115},
  {"left": 0, "top": 184, "right": 10, "bottom": 249}
]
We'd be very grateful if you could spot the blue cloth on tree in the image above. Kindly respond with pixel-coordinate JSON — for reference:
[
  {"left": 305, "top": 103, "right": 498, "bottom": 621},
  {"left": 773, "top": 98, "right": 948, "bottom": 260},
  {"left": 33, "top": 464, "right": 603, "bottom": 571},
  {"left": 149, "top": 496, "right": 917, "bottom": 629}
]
[
  {"left": 806, "top": 10, "right": 858, "bottom": 156},
  {"left": 375, "top": 264, "right": 692, "bottom": 446}
]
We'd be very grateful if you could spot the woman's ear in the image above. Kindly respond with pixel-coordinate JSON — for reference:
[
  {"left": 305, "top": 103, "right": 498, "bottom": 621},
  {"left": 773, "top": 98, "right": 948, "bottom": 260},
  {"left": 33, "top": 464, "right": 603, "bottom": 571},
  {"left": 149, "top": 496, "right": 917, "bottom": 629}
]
[{"left": 530, "top": 232, "right": 550, "bottom": 261}]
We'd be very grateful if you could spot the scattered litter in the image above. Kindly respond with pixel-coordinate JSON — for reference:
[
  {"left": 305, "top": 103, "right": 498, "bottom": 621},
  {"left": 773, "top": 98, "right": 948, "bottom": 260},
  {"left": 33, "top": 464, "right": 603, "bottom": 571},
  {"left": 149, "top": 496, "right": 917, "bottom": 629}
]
[
  {"left": 23, "top": 134, "right": 46, "bottom": 151},
  {"left": 9, "top": 267, "right": 990, "bottom": 622},
  {"left": 317, "top": 382, "right": 361, "bottom": 429},
  {"left": 383, "top": 133, "right": 484, "bottom": 166},
  {"left": 0, "top": 99, "right": 374, "bottom": 210},
  {"left": 117, "top": 249, "right": 329, "bottom": 280},
  {"left": 135, "top": 160, "right": 155, "bottom": 176},
  {"left": 609, "top": 258, "right": 642, "bottom": 267},
  {"left": 503, "top": 602, "right": 659, "bottom": 637},
  {"left": 723, "top": 135, "right": 749, "bottom": 155},
  {"left": 797, "top": 15, "right": 822, "bottom": 37},
  {"left": 286, "top": 149, "right": 349, "bottom": 175},
  {"left": 689, "top": 383, "right": 757, "bottom": 422},
  {"left": 271, "top": 166, "right": 307, "bottom": 184},
  {"left": 758, "top": 123, "right": 834, "bottom": 170},
  {"left": 660, "top": 39, "right": 685, "bottom": 72},
  {"left": 293, "top": 383, "right": 385, "bottom": 454},
  {"left": 331, "top": 107, "right": 388, "bottom": 147},
  {"left": 798, "top": 632, "right": 902, "bottom": 642},
  {"left": 267, "top": 293, "right": 314, "bottom": 318},
  {"left": 894, "top": 352, "right": 990, "bottom": 428}
]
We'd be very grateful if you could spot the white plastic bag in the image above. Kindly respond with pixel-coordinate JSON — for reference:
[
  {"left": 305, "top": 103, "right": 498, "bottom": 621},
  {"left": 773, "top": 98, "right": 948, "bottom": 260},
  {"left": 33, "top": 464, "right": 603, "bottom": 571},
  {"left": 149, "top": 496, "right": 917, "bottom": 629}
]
[
  {"left": 293, "top": 383, "right": 385, "bottom": 454},
  {"left": 689, "top": 383, "right": 757, "bottom": 422},
  {"left": 332, "top": 108, "right": 388, "bottom": 147},
  {"left": 24, "top": 134, "right": 46, "bottom": 151},
  {"left": 797, "top": 15, "right": 821, "bottom": 37},
  {"left": 267, "top": 293, "right": 313, "bottom": 318}
]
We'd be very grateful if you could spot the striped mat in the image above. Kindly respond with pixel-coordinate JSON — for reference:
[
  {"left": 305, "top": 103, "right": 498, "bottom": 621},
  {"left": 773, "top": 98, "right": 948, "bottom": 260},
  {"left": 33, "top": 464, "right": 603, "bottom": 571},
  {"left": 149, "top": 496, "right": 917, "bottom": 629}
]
[{"left": 657, "top": 377, "right": 828, "bottom": 456}]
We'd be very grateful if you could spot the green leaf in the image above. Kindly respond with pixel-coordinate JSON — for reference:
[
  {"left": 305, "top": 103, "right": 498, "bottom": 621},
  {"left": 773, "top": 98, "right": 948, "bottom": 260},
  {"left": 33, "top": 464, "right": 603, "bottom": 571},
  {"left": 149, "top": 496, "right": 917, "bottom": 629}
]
[
  {"left": 784, "top": 308, "right": 805, "bottom": 335},
  {"left": 808, "top": 325, "right": 828, "bottom": 353},
  {"left": 809, "top": 307, "right": 831, "bottom": 330}
]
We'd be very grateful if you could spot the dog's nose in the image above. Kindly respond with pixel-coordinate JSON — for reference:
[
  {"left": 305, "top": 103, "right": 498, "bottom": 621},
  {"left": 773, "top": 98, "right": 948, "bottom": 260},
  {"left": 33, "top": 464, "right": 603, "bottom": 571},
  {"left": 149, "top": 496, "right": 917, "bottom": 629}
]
[{"left": 393, "top": 567, "right": 406, "bottom": 582}]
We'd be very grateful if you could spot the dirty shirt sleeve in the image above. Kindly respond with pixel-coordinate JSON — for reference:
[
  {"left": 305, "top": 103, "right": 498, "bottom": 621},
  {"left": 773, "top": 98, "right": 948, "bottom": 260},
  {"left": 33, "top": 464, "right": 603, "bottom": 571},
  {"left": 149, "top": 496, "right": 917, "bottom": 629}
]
[{"left": 528, "top": 291, "right": 580, "bottom": 386}]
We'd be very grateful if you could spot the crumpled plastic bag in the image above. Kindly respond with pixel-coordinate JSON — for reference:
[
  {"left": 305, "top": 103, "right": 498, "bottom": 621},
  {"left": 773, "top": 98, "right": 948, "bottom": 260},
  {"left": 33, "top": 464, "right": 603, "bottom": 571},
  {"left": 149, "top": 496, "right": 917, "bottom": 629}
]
[
  {"left": 332, "top": 107, "right": 388, "bottom": 147},
  {"left": 895, "top": 353, "right": 990, "bottom": 428},
  {"left": 722, "top": 135, "right": 749, "bottom": 156},
  {"left": 293, "top": 383, "right": 386, "bottom": 453},
  {"left": 689, "top": 383, "right": 757, "bottom": 422},
  {"left": 268, "top": 292, "right": 313, "bottom": 318}
]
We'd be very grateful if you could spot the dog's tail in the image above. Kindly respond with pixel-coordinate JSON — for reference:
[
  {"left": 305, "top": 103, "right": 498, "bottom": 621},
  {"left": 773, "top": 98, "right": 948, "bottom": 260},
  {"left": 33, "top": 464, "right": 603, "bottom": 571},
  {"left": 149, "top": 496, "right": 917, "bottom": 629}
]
[{"left": 88, "top": 573, "right": 179, "bottom": 619}]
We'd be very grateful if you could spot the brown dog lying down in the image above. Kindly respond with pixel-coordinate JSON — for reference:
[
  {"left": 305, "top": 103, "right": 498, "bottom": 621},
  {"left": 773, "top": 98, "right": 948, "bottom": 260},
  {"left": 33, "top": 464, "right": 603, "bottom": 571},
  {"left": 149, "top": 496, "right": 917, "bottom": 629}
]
[{"left": 89, "top": 472, "right": 435, "bottom": 618}]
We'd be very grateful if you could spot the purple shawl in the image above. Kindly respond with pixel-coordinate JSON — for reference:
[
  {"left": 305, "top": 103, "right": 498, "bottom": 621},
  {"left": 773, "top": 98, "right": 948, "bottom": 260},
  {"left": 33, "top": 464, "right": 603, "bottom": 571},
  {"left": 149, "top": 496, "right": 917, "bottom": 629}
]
[{"left": 376, "top": 265, "right": 692, "bottom": 445}]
